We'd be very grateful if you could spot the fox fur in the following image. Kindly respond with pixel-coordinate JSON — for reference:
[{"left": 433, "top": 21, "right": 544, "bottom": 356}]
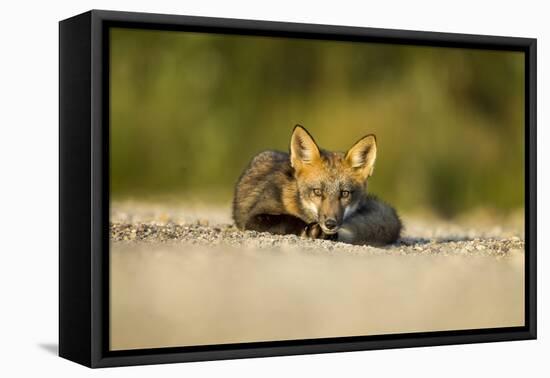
[{"left": 232, "top": 125, "right": 402, "bottom": 245}]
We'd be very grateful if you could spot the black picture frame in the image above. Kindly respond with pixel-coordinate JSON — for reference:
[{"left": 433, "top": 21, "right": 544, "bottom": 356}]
[{"left": 59, "top": 9, "right": 537, "bottom": 368}]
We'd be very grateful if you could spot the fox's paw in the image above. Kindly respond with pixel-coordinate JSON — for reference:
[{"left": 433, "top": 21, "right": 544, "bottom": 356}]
[
  {"left": 302, "top": 223, "right": 336, "bottom": 240},
  {"left": 302, "top": 223, "right": 321, "bottom": 239}
]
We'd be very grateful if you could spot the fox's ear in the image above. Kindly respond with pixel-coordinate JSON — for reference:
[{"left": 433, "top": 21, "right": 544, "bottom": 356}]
[
  {"left": 345, "top": 134, "right": 377, "bottom": 178},
  {"left": 290, "top": 125, "right": 321, "bottom": 169}
]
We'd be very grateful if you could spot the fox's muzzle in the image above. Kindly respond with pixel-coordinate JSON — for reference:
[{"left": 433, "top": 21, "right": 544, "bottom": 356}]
[
  {"left": 319, "top": 202, "right": 343, "bottom": 234},
  {"left": 324, "top": 218, "right": 338, "bottom": 230},
  {"left": 319, "top": 217, "right": 341, "bottom": 234}
]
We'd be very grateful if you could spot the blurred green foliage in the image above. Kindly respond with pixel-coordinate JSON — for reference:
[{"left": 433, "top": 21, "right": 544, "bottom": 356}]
[{"left": 110, "top": 28, "right": 525, "bottom": 216}]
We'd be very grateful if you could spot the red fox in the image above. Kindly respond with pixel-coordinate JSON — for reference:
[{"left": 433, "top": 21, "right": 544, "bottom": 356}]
[{"left": 232, "top": 125, "right": 402, "bottom": 245}]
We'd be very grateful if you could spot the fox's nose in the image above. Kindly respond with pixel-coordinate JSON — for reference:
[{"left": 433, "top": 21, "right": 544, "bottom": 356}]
[{"left": 324, "top": 219, "right": 338, "bottom": 230}]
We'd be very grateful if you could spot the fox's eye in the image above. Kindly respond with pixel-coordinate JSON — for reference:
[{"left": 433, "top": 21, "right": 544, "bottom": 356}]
[
  {"left": 341, "top": 190, "right": 350, "bottom": 198},
  {"left": 313, "top": 189, "right": 322, "bottom": 196}
]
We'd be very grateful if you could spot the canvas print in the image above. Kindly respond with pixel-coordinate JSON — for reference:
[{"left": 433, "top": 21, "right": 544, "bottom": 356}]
[{"left": 109, "top": 28, "right": 525, "bottom": 351}]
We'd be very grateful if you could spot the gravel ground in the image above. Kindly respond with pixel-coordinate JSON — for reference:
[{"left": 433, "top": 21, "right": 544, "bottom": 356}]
[
  {"left": 110, "top": 222, "right": 524, "bottom": 257},
  {"left": 109, "top": 202, "right": 525, "bottom": 351},
  {"left": 110, "top": 201, "right": 524, "bottom": 257}
]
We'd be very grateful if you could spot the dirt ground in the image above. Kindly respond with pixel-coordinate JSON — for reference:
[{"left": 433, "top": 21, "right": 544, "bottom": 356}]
[{"left": 109, "top": 201, "right": 525, "bottom": 351}]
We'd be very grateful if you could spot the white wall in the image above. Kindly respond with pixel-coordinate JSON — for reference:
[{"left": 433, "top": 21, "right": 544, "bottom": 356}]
[{"left": 0, "top": 0, "right": 546, "bottom": 376}]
